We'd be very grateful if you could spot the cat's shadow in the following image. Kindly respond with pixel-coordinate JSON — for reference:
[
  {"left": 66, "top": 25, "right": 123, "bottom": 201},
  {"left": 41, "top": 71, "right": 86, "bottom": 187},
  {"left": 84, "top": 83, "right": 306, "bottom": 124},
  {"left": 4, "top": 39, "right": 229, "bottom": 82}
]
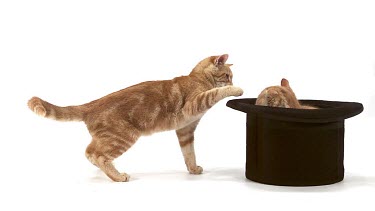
[
  {"left": 204, "top": 168, "right": 375, "bottom": 192},
  {"left": 89, "top": 168, "right": 375, "bottom": 192},
  {"left": 89, "top": 167, "right": 244, "bottom": 183},
  {"left": 205, "top": 168, "right": 375, "bottom": 192}
]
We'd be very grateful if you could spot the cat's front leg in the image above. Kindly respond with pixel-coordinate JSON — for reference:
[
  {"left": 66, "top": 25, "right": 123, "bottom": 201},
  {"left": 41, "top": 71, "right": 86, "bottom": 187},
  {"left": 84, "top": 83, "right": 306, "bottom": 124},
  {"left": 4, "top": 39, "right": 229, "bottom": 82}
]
[
  {"left": 182, "top": 86, "right": 243, "bottom": 116},
  {"left": 176, "top": 120, "right": 203, "bottom": 174}
]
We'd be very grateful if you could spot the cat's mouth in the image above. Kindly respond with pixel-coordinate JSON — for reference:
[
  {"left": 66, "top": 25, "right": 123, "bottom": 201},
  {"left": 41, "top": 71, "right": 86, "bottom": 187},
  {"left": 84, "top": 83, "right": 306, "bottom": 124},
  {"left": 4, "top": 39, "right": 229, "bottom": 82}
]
[{"left": 216, "top": 81, "right": 232, "bottom": 86}]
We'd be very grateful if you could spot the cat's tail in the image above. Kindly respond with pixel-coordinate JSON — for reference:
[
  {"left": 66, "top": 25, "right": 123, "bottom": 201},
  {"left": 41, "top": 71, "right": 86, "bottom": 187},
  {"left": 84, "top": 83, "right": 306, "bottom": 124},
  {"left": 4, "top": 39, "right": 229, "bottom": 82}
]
[{"left": 27, "top": 97, "right": 85, "bottom": 121}]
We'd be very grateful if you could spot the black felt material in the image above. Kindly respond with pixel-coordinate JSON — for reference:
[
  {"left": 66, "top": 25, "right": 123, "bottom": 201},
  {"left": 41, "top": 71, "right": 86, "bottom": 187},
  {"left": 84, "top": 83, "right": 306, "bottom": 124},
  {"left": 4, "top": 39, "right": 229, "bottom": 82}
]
[{"left": 226, "top": 98, "right": 363, "bottom": 186}]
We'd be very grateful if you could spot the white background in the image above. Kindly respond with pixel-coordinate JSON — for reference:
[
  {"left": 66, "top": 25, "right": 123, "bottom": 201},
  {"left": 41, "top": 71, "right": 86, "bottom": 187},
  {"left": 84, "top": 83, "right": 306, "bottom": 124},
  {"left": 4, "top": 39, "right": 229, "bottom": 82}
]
[{"left": 1, "top": 0, "right": 375, "bottom": 210}]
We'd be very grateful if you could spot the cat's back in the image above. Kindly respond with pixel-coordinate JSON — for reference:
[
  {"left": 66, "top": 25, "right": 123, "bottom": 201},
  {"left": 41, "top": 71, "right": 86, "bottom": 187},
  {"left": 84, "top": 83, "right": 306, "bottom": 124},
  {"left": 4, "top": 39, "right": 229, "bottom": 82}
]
[
  {"left": 87, "top": 77, "right": 188, "bottom": 108},
  {"left": 84, "top": 76, "right": 198, "bottom": 131}
]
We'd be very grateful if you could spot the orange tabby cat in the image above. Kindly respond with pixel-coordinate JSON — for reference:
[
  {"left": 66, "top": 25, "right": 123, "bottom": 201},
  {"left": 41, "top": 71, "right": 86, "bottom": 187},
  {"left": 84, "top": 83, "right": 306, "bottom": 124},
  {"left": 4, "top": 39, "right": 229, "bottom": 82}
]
[
  {"left": 28, "top": 54, "right": 243, "bottom": 182},
  {"left": 255, "top": 78, "right": 316, "bottom": 109}
]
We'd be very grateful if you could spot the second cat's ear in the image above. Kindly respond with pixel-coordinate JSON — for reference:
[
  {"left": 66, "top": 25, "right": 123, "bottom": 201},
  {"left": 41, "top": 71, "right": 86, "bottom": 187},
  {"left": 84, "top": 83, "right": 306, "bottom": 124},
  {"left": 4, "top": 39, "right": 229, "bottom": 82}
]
[
  {"left": 214, "top": 54, "right": 229, "bottom": 66},
  {"left": 281, "top": 78, "right": 290, "bottom": 88}
]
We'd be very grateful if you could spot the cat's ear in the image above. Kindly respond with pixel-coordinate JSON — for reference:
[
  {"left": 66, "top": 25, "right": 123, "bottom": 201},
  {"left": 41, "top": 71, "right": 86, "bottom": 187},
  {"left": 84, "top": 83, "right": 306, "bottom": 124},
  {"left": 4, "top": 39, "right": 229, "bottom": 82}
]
[
  {"left": 214, "top": 54, "right": 229, "bottom": 66},
  {"left": 281, "top": 78, "right": 290, "bottom": 87}
]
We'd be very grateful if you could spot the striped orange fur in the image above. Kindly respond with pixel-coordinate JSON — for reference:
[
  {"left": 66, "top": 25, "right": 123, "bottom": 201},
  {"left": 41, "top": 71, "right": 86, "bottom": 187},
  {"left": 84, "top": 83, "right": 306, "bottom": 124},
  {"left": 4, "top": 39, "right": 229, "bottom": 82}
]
[
  {"left": 28, "top": 54, "right": 243, "bottom": 182},
  {"left": 255, "top": 78, "right": 316, "bottom": 109}
]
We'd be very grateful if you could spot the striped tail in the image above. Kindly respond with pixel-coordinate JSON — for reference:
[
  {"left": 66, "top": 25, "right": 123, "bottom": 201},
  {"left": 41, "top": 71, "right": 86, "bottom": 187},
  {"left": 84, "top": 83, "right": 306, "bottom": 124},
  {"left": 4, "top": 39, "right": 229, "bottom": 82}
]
[{"left": 27, "top": 96, "right": 85, "bottom": 121}]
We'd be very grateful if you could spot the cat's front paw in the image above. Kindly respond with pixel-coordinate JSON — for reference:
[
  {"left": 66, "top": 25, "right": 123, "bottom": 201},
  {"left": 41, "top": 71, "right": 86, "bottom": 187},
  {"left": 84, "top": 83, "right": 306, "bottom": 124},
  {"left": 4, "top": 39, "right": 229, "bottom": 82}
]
[
  {"left": 188, "top": 166, "right": 203, "bottom": 175},
  {"left": 113, "top": 173, "right": 130, "bottom": 182},
  {"left": 228, "top": 86, "right": 244, "bottom": 97}
]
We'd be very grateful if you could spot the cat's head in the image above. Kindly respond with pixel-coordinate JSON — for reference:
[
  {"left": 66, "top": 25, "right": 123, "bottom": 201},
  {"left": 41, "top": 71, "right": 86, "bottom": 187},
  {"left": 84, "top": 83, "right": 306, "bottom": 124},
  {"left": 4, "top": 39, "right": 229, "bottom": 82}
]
[
  {"left": 190, "top": 54, "right": 233, "bottom": 87},
  {"left": 256, "top": 78, "right": 301, "bottom": 108},
  {"left": 256, "top": 78, "right": 316, "bottom": 109}
]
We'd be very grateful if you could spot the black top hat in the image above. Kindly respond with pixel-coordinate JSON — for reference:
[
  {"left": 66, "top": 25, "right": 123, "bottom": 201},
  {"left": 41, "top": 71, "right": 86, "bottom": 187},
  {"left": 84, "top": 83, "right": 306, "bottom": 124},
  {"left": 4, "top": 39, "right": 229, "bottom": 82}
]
[{"left": 227, "top": 98, "right": 363, "bottom": 186}]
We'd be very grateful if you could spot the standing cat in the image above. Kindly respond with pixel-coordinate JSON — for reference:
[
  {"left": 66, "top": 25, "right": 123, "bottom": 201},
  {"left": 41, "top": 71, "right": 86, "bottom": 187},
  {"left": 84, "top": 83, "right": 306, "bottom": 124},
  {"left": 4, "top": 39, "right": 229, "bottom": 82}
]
[
  {"left": 28, "top": 54, "right": 243, "bottom": 182},
  {"left": 255, "top": 78, "right": 316, "bottom": 109}
]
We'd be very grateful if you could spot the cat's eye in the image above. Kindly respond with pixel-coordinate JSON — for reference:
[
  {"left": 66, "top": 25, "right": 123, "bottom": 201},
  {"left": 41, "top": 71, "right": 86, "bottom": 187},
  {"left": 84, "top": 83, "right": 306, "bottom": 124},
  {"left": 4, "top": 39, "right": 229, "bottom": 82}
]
[{"left": 226, "top": 74, "right": 230, "bottom": 80}]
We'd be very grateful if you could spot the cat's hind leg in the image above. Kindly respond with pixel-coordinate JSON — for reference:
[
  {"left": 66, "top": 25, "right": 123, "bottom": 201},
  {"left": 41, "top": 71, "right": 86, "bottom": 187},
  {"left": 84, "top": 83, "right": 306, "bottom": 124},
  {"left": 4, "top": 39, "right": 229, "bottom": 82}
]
[{"left": 85, "top": 131, "right": 139, "bottom": 182}]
